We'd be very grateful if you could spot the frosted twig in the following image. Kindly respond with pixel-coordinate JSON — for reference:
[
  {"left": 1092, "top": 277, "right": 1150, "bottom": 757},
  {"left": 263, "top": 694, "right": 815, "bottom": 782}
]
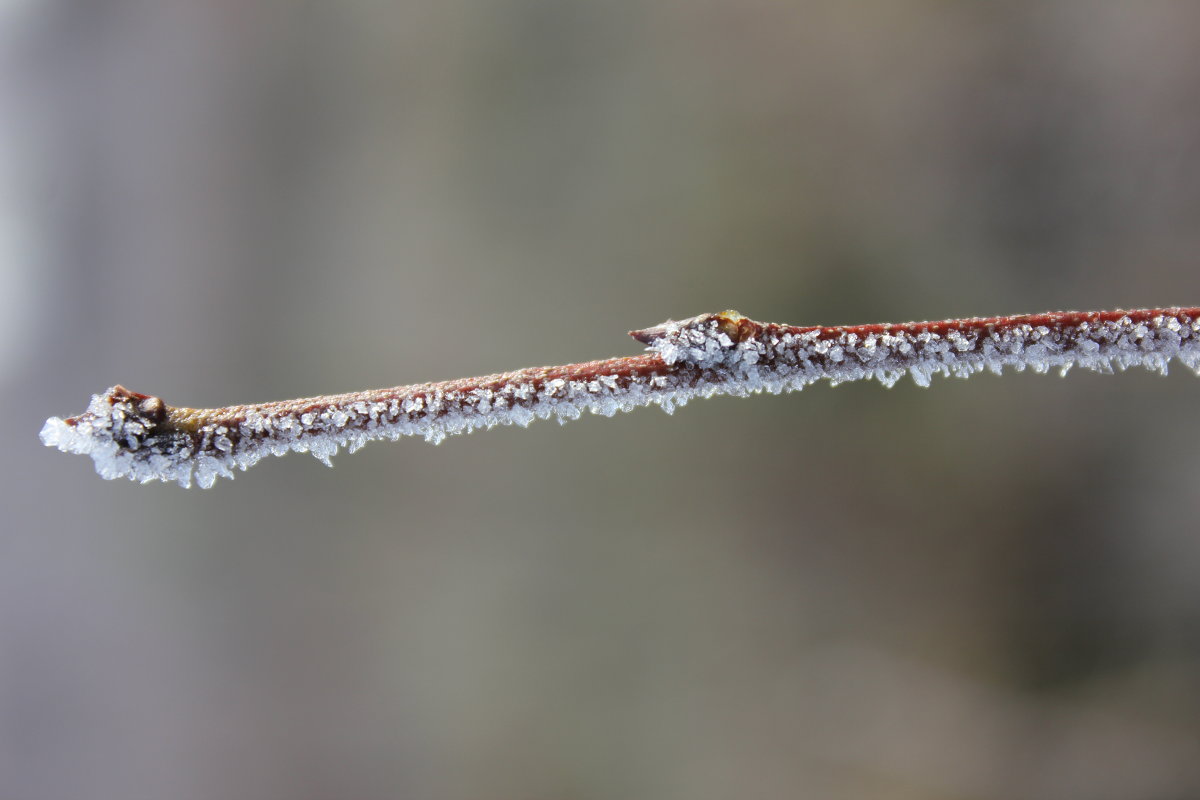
[{"left": 41, "top": 307, "right": 1200, "bottom": 488}]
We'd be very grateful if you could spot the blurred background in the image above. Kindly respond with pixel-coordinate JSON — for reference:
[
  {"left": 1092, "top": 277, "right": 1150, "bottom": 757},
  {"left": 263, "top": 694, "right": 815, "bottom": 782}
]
[{"left": 4, "top": 1, "right": 1200, "bottom": 798}]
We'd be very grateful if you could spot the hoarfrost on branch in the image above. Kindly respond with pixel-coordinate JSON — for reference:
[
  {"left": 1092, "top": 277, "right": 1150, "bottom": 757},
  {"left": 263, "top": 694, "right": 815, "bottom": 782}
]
[{"left": 40, "top": 308, "right": 1200, "bottom": 488}]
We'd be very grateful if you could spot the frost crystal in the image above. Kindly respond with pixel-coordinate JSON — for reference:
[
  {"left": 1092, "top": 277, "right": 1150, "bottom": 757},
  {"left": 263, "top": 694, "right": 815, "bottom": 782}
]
[
  {"left": 40, "top": 308, "right": 1200, "bottom": 487},
  {"left": 39, "top": 387, "right": 198, "bottom": 486}
]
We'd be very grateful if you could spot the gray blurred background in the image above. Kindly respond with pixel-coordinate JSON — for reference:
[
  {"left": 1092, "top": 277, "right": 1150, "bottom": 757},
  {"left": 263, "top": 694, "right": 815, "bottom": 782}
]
[{"left": 4, "top": 2, "right": 1200, "bottom": 798}]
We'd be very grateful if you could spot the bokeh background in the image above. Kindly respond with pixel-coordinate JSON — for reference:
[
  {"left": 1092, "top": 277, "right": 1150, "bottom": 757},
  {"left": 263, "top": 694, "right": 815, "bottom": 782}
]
[{"left": 4, "top": 2, "right": 1200, "bottom": 798}]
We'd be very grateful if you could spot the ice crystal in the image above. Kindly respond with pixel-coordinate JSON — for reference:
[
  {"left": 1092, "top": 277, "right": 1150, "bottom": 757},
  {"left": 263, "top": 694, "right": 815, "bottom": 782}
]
[{"left": 39, "top": 387, "right": 199, "bottom": 486}]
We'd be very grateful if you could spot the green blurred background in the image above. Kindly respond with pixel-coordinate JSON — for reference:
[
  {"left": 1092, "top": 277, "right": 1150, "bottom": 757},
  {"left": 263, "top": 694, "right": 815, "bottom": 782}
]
[{"left": 5, "top": 2, "right": 1200, "bottom": 798}]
